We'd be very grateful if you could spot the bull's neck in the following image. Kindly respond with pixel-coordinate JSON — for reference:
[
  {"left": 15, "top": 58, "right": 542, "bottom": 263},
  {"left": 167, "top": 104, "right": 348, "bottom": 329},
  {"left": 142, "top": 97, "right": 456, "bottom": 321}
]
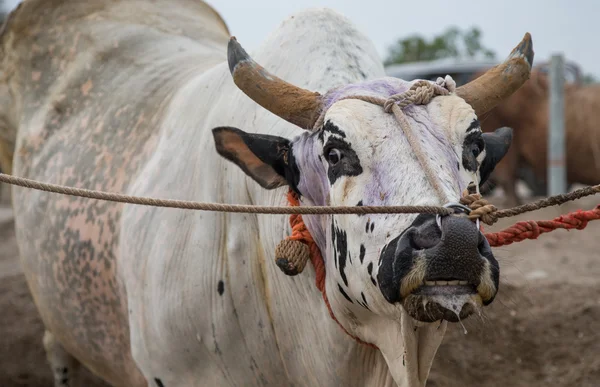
[{"left": 206, "top": 7, "right": 395, "bottom": 384}]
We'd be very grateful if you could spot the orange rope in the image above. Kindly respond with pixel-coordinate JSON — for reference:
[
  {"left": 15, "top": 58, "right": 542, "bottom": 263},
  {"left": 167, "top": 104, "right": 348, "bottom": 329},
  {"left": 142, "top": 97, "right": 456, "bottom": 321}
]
[
  {"left": 286, "top": 191, "right": 377, "bottom": 349},
  {"left": 286, "top": 191, "right": 326, "bottom": 292}
]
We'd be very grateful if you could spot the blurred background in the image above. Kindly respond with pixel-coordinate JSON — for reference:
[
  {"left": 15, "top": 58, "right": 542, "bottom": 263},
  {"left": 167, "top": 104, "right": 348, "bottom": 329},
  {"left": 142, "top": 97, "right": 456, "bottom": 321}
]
[{"left": 1, "top": 1, "right": 599, "bottom": 386}]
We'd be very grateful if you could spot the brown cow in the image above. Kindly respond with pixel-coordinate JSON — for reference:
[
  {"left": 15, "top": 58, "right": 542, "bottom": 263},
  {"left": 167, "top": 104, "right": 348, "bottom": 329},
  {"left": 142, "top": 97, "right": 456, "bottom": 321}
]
[{"left": 477, "top": 69, "right": 600, "bottom": 206}]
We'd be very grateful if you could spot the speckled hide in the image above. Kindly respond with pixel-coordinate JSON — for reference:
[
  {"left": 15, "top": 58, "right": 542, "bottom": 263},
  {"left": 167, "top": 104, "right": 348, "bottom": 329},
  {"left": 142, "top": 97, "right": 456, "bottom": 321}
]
[{"left": 1, "top": 1, "right": 229, "bottom": 385}]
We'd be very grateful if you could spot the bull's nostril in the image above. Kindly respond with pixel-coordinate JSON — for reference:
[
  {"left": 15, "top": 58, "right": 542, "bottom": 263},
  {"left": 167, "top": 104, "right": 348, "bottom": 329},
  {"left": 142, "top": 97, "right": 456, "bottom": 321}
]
[{"left": 409, "top": 222, "right": 442, "bottom": 250}]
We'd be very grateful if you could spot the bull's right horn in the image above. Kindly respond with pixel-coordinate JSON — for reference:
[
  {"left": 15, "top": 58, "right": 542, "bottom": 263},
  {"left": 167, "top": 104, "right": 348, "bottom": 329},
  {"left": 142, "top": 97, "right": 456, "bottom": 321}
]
[
  {"left": 456, "top": 33, "right": 534, "bottom": 117},
  {"left": 227, "top": 37, "right": 322, "bottom": 130}
]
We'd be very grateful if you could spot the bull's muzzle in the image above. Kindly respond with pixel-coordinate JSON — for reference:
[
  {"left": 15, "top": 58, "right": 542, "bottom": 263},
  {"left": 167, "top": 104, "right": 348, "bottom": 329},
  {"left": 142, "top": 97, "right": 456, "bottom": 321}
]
[{"left": 377, "top": 206, "right": 499, "bottom": 322}]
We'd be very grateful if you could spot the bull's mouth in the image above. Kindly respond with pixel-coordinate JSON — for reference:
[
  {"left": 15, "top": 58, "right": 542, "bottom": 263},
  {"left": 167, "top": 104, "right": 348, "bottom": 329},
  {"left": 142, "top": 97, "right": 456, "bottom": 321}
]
[{"left": 402, "top": 280, "right": 481, "bottom": 323}]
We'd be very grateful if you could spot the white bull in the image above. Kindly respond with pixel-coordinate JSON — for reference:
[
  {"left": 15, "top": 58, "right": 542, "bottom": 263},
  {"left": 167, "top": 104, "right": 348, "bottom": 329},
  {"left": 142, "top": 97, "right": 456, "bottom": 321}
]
[{"left": 0, "top": 0, "right": 533, "bottom": 386}]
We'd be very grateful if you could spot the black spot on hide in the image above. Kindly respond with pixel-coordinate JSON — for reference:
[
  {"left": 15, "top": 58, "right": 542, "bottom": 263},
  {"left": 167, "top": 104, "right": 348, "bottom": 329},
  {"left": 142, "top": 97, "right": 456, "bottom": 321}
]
[
  {"left": 334, "top": 226, "right": 349, "bottom": 287},
  {"left": 466, "top": 118, "right": 480, "bottom": 133},
  {"left": 356, "top": 200, "right": 364, "bottom": 216},
  {"left": 331, "top": 221, "right": 338, "bottom": 269},
  {"left": 155, "top": 378, "right": 166, "bottom": 387},
  {"left": 323, "top": 121, "right": 347, "bottom": 138},
  {"left": 367, "top": 262, "right": 376, "bottom": 286},
  {"left": 462, "top": 130, "right": 484, "bottom": 172},
  {"left": 217, "top": 280, "right": 224, "bottom": 296},
  {"left": 324, "top": 134, "right": 363, "bottom": 185},
  {"left": 359, "top": 244, "right": 366, "bottom": 264},
  {"left": 338, "top": 283, "right": 353, "bottom": 303},
  {"left": 318, "top": 128, "right": 325, "bottom": 143},
  {"left": 361, "top": 292, "right": 369, "bottom": 307}
]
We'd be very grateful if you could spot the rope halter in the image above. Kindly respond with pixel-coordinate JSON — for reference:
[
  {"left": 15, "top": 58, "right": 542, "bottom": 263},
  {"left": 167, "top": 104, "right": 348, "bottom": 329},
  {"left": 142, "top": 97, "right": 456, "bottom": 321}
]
[{"left": 276, "top": 76, "right": 497, "bottom": 276}]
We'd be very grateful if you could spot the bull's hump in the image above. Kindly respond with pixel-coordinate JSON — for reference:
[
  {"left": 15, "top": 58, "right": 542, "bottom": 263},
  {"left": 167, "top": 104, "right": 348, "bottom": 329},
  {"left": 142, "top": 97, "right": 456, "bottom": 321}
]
[{"left": 0, "top": 0, "right": 229, "bottom": 56}]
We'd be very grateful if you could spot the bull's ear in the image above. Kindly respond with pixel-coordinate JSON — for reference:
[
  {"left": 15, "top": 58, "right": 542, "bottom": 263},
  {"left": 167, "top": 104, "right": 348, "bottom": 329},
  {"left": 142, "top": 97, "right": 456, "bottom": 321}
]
[
  {"left": 212, "top": 126, "right": 295, "bottom": 190},
  {"left": 480, "top": 126, "right": 513, "bottom": 186}
]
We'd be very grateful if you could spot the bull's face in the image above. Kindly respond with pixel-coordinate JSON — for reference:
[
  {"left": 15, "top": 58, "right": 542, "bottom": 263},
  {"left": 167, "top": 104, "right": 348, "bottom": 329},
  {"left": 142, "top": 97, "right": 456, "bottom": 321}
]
[
  {"left": 212, "top": 33, "right": 532, "bottom": 385},
  {"left": 213, "top": 92, "right": 511, "bottom": 324},
  {"left": 301, "top": 94, "right": 511, "bottom": 323}
]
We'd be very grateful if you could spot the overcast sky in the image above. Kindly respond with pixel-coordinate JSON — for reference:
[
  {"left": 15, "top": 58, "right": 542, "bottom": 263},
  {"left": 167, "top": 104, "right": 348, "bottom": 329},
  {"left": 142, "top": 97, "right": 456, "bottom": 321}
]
[{"left": 4, "top": 0, "right": 599, "bottom": 77}]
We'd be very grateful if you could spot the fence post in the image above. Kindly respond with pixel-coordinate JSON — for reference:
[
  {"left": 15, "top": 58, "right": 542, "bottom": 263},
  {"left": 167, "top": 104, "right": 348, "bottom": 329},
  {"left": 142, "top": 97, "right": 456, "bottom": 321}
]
[{"left": 548, "top": 54, "right": 567, "bottom": 196}]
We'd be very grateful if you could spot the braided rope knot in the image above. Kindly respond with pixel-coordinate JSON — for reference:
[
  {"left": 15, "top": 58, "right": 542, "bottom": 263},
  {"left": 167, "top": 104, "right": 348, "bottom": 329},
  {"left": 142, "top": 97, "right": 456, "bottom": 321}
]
[
  {"left": 383, "top": 78, "right": 453, "bottom": 113},
  {"left": 460, "top": 183, "right": 499, "bottom": 226},
  {"left": 460, "top": 193, "right": 499, "bottom": 225}
]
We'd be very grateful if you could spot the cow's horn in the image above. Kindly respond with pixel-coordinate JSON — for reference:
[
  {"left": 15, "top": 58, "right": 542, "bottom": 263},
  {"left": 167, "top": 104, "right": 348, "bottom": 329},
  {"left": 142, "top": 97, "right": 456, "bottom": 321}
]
[
  {"left": 227, "top": 37, "right": 322, "bottom": 130},
  {"left": 456, "top": 33, "right": 534, "bottom": 116}
]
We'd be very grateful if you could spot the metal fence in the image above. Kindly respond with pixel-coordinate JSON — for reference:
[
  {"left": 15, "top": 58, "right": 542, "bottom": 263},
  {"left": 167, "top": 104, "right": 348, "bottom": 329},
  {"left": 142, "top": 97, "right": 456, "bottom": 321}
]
[{"left": 548, "top": 54, "right": 567, "bottom": 195}]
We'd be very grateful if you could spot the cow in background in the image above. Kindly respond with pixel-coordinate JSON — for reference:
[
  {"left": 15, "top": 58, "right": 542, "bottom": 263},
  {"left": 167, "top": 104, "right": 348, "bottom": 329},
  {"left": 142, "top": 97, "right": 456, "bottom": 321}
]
[{"left": 476, "top": 66, "right": 600, "bottom": 206}]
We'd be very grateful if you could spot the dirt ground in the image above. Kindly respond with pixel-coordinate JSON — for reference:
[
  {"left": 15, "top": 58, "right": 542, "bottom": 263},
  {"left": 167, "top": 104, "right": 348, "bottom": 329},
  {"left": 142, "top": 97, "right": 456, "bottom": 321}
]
[{"left": 1, "top": 185, "right": 600, "bottom": 386}]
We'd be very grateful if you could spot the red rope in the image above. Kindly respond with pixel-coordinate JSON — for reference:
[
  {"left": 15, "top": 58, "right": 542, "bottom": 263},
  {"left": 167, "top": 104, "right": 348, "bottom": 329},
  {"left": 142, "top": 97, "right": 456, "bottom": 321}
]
[{"left": 484, "top": 204, "right": 600, "bottom": 247}]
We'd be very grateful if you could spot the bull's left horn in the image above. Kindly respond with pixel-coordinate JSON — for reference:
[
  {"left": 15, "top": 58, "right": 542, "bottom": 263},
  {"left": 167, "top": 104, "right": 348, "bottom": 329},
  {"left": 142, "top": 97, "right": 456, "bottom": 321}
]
[
  {"left": 227, "top": 37, "right": 322, "bottom": 130},
  {"left": 456, "top": 33, "right": 534, "bottom": 116}
]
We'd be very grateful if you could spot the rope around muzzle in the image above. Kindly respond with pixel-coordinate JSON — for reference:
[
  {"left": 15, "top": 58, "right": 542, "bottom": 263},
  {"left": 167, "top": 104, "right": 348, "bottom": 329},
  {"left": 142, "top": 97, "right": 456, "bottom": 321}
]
[{"left": 275, "top": 183, "right": 492, "bottom": 277}]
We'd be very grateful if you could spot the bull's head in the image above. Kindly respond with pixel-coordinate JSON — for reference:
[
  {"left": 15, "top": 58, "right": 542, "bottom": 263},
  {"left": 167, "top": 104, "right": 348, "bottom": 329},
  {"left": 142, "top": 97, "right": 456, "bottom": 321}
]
[{"left": 212, "top": 34, "right": 532, "bottom": 385}]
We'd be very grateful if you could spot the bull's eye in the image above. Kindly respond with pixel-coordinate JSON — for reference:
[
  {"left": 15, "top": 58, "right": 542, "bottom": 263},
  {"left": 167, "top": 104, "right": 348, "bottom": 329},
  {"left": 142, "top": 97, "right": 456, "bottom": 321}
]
[
  {"left": 327, "top": 148, "right": 342, "bottom": 165},
  {"left": 472, "top": 138, "right": 485, "bottom": 158}
]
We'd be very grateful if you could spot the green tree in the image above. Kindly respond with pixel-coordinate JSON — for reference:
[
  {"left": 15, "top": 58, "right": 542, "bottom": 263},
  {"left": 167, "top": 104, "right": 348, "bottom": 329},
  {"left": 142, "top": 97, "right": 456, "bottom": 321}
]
[
  {"left": 385, "top": 26, "right": 496, "bottom": 66},
  {"left": 582, "top": 73, "right": 597, "bottom": 85}
]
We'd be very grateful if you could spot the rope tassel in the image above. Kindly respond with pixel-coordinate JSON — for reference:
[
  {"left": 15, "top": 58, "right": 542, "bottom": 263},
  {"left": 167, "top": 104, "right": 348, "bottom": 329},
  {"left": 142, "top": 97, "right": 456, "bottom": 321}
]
[
  {"left": 274, "top": 191, "right": 316, "bottom": 277},
  {"left": 275, "top": 240, "right": 309, "bottom": 276}
]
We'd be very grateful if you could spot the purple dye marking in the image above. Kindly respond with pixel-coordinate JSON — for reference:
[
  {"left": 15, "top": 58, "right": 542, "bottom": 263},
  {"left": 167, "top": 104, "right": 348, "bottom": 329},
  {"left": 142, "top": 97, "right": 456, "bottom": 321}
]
[
  {"left": 292, "top": 132, "right": 329, "bottom": 253},
  {"left": 323, "top": 77, "right": 461, "bottom": 185},
  {"left": 289, "top": 76, "right": 468, "bottom": 259},
  {"left": 403, "top": 105, "right": 461, "bottom": 185}
]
